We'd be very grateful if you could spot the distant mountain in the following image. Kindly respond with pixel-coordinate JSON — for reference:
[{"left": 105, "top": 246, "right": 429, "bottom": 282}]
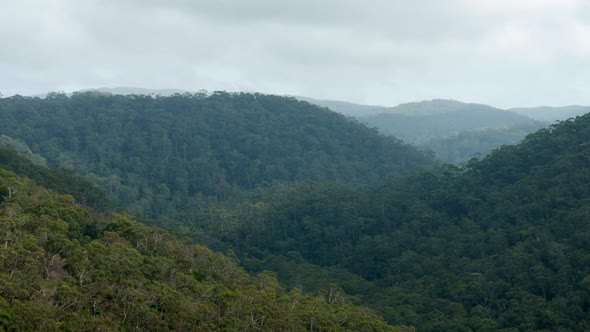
[
  {"left": 509, "top": 105, "right": 590, "bottom": 123},
  {"left": 294, "top": 96, "right": 390, "bottom": 117},
  {"left": 386, "top": 99, "right": 507, "bottom": 116},
  {"left": 357, "top": 99, "right": 541, "bottom": 144},
  {"left": 297, "top": 98, "right": 548, "bottom": 163}
]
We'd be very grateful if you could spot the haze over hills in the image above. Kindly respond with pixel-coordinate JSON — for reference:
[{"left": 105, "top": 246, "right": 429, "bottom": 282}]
[
  {"left": 295, "top": 97, "right": 590, "bottom": 163},
  {"left": 299, "top": 98, "right": 548, "bottom": 163},
  {"left": 294, "top": 96, "right": 391, "bottom": 117},
  {"left": 356, "top": 99, "right": 540, "bottom": 143},
  {"left": 509, "top": 105, "right": 590, "bottom": 123},
  {"left": 66, "top": 91, "right": 590, "bottom": 125}
]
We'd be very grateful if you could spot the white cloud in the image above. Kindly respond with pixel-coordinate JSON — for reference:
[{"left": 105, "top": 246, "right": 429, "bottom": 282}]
[
  {"left": 569, "top": 21, "right": 590, "bottom": 56},
  {"left": 462, "top": 0, "right": 583, "bottom": 15},
  {"left": 0, "top": 0, "right": 589, "bottom": 107}
]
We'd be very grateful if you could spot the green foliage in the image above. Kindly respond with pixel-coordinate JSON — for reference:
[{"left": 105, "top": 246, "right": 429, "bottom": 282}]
[
  {"left": 0, "top": 168, "right": 401, "bottom": 331},
  {"left": 4, "top": 92, "right": 590, "bottom": 331},
  {"left": 210, "top": 115, "right": 590, "bottom": 331},
  {"left": 0, "top": 92, "right": 433, "bottom": 221}
]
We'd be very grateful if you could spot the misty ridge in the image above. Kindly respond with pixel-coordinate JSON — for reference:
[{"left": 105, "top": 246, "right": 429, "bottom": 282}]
[{"left": 54, "top": 87, "right": 590, "bottom": 163}]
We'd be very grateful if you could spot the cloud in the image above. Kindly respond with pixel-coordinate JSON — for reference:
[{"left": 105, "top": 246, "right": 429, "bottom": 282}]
[
  {"left": 0, "top": 0, "right": 588, "bottom": 107},
  {"left": 569, "top": 21, "right": 590, "bottom": 56},
  {"left": 463, "top": 0, "right": 583, "bottom": 15}
]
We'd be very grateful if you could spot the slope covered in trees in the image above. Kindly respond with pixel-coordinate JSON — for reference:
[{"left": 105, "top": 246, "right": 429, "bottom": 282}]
[
  {"left": 0, "top": 162, "right": 405, "bottom": 331},
  {"left": 208, "top": 114, "right": 590, "bottom": 331},
  {"left": 0, "top": 147, "right": 110, "bottom": 210},
  {"left": 0, "top": 92, "right": 432, "bottom": 220}
]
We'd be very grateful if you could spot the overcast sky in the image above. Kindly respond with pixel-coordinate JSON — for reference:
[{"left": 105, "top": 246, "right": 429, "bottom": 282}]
[{"left": 1, "top": 0, "right": 589, "bottom": 108}]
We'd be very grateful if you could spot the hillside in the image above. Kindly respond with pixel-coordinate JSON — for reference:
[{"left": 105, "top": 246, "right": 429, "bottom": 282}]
[
  {"left": 0, "top": 92, "right": 433, "bottom": 221},
  {"left": 0, "top": 155, "right": 403, "bottom": 331},
  {"left": 210, "top": 114, "right": 590, "bottom": 331}
]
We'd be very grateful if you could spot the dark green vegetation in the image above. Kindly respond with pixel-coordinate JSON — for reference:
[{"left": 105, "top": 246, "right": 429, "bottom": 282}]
[
  {"left": 0, "top": 92, "right": 431, "bottom": 221},
  {"left": 2, "top": 91, "right": 590, "bottom": 331},
  {"left": 0, "top": 163, "right": 403, "bottom": 331},
  {"left": 210, "top": 114, "right": 590, "bottom": 331}
]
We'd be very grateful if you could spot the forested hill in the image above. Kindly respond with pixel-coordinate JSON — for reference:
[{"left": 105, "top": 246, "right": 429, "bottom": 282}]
[
  {"left": 357, "top": 99, "right": 539, "bottom": 144},
  {"left": 0, "top": 163, "right": 404, "bottom": 331},
  {"left": 211, "top": 113, "right": 590, "bottom": 331},
  {"left": 0, "top": 92, "right": 433, "bottom": 219}
]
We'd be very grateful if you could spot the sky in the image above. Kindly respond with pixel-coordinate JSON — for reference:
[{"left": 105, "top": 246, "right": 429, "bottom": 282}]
[{"left": 0, "top": 0, "right": 589, "bottom": 108}]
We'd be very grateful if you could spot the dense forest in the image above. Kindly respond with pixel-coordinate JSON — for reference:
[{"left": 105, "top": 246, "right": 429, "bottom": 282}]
[
  {"left": 0, "top": 155, "right": 405, "bottom": 331},
  {"left": 0, "top": 92, "right": 432, "bottom": 222},
  {"left": 1, "top": 92, "right": 590, "bottom": 331},
  {"left": 209, "top": 114, "right": 590, "bottom": 331}
]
